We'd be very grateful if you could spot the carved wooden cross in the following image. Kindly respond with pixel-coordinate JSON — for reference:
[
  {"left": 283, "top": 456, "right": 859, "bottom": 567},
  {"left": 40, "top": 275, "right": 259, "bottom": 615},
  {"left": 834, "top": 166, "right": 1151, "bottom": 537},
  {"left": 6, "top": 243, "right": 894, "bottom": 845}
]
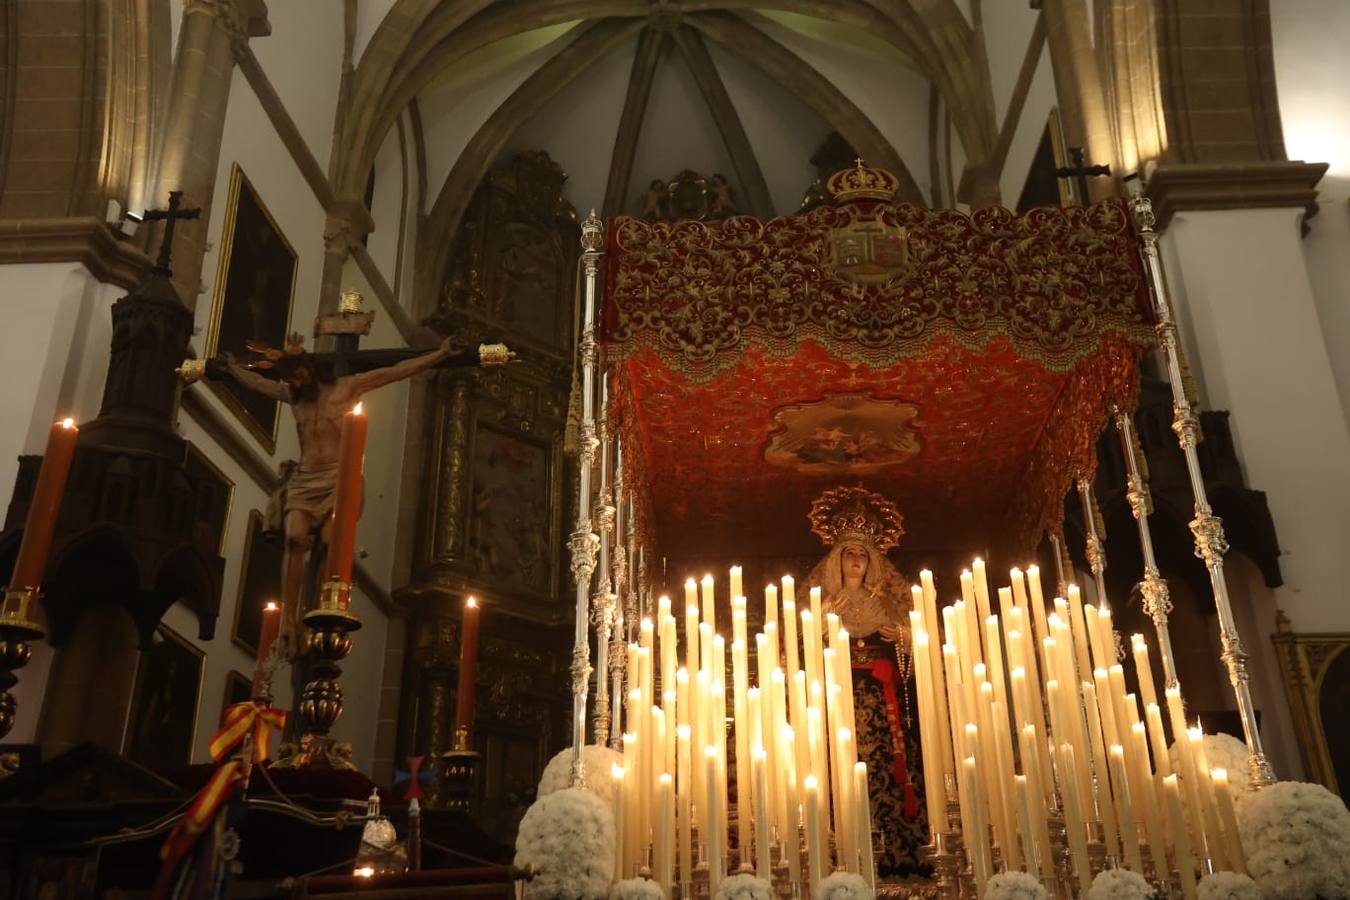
[
  {"left": 141, "top": 190, "right": 201, "bottom": 276},
  {"left": 1054, "top": 146, "right": 1112, "bottom": 206}
]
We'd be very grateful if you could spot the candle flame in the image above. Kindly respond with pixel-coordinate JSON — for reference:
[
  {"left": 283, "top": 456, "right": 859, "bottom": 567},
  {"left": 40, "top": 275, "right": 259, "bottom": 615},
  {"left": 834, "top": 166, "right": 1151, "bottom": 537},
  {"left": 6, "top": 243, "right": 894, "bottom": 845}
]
[
  {"left": 677, "top": 724, "right": 690, "bottom": 739},
  {"left": 837, "top": 726, "right": 851, "bottom": 741},
  {"left": 612, "top": 763, "right": 624, "bottom": 779},
  {"left": 781, "top": 575, "right": 794, "bottom": 585},
  {"left": 264, "top": 601, "right": 279, "bottom": 612},
  {"left": 353, "top": 402, "right": 363, "bottom": 415},
  {"left": 1027, "top": 564, "right": 1039, "bottom": 574},
  {"left": 803, "top": 774, "right": 818, "bottom": 790},
  {"left": 60, "top": 417, "right": 75, "bottom": 429},
  {"left": 466, "top": 596, "right": 477, "bottom": 608},
  {"left": 659, "top": 772, "right": 672, "bottom": 784},
  {"left": 1211, "top": 767, "right": 1227, "bottom": 781},
  {"left": 686, "top": 604, "right": 698, "bottom": 616},
  {"left": 701, "top": 574, "right": 713, "bottom": 584},
  {"left": 704, "top": 745, "right": 717, "bottom": 758},
  {"left": 685, "top": 577, "right": 696, "bottom": 588},
  {"left": 356, "top": 866, "right": 374, "bottom": 878}
]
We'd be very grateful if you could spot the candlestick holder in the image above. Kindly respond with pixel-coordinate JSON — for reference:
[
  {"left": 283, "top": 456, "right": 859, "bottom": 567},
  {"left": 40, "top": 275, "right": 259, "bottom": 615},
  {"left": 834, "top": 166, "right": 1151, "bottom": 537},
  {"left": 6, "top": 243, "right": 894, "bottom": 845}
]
[
  {"left": 694, "top": 844, "right": 711, "bottom": 900},
  {"left": 273, "top": 580, "right": 361, "bottom": 769},
  {"left": 440, "top": 725, "right": 480, "bottom": 813},
  {"left": 0, "top": 588, "right": 44, "bottom": 740}
]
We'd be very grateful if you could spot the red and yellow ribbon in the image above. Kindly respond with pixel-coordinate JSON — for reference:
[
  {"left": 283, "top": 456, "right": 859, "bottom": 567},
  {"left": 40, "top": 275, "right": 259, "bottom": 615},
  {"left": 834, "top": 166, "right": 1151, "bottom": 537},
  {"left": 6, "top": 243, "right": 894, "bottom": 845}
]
[{"left": 208, "top": 701, "right": 287, "bottom": 763}]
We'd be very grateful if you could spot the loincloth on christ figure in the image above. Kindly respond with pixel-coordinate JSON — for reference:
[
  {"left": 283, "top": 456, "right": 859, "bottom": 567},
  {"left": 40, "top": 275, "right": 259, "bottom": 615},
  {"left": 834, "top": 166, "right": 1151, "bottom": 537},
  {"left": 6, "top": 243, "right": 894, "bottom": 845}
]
[{"left": 264, "top": 461, "right": 362, "bottom": 535}]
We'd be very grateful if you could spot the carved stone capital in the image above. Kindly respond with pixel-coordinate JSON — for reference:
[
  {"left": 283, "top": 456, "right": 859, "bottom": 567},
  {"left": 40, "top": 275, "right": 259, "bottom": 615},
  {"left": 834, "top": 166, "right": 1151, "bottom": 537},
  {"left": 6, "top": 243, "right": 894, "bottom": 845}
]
[
  {"left": 1144, "top": 161, "right": 1329, "bottom": 230},
  {"left": 323, "top": 200, "right": 375, "bottom": 256},
  {"left": 184, "top": 0, "right": 271, "bottom": 44}
]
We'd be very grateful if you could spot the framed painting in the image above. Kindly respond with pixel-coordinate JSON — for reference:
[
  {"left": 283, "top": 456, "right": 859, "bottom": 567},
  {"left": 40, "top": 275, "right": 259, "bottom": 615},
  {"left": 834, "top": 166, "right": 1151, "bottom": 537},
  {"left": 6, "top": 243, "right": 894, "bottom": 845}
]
[
  {"left": 205, "top": 164, "right": 298, "bottom": 452},
  {"left": 230, "top": 509, "right": 283, "bottom": 657},
  {"left": 465, "top": 423, "right": 558, "bottom": 597},
  {"left": 124, "top": 624, "right": 204, "bottom": 769},
  {"left": 222, "top": 669, "right": 253, "bottom": 716},
  {"left": 183, "top": 441, "right": 233, "bottom": 555}
]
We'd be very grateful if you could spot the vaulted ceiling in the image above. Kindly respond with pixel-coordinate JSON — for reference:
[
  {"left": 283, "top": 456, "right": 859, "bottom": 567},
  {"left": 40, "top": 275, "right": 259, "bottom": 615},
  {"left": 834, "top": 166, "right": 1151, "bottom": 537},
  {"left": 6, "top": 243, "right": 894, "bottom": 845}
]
[{"left": 335, "top": 1, "right": 1003, "bottom": 311}]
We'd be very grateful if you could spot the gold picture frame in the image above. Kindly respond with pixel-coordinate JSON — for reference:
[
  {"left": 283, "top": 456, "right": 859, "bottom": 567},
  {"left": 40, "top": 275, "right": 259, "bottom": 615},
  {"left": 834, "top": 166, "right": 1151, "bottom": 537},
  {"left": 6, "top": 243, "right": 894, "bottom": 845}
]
[
  {"left": 183, "top": 441, "right": 234, "bottom": 555},
  {"left": 230, "top": 509, "right": 283, "bottom": 658},
  {"left": 124, "top": 623, "right": 206, "bottom": 768},
  {"left": 1272, "top": 615, "right": 1350, "bottom": 795},
  {"left": 222, "top": 669, "right": 253, "bottom": 717},
  {"left": 205, "top": 164, "right": 299, "bottom": 453}
]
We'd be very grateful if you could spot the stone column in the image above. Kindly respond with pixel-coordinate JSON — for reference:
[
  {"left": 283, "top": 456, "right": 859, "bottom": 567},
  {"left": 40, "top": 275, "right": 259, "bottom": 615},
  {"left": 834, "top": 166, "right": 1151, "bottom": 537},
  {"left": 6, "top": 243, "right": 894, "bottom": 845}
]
[
  {"left": 150, "top": 0, "right": 270, "bottom": 306},
  {"left": 317, "top": 199, "right": 375, "bottom": 335},
  {"left": 1040, "top": 0, "right": 1117, "bottom": 200}
]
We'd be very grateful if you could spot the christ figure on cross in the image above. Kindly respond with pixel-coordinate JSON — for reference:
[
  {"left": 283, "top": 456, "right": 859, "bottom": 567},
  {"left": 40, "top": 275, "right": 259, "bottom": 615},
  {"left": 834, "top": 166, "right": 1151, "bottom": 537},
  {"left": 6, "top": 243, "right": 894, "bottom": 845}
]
[{"left": 219, "top": 336, "right": 458, "bottom": 657}]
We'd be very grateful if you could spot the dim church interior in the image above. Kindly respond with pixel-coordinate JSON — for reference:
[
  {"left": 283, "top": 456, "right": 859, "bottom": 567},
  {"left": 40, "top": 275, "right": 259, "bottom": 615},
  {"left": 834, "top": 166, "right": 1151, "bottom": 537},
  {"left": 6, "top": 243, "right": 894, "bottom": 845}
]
[{"left": 0, "top": 1, "right": 1348, "bottom": 898}]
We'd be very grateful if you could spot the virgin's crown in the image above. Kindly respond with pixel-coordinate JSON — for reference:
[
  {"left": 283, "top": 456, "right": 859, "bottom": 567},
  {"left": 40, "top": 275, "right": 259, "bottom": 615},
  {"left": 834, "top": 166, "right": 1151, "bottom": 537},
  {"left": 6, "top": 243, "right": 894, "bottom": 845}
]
[
  {"left": 827, "top": 159, "right": 900, "bottom": 204},
  {"left": 809, "top": 485, "right": 905, "bottom": 551}
]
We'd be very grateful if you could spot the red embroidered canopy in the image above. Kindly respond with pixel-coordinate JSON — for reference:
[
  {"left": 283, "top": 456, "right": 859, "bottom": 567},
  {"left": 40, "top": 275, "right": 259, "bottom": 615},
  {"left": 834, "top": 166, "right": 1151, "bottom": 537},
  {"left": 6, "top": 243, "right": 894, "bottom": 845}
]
[{"left": 603, "top": 195, "right": 1155, "bottom": 562}]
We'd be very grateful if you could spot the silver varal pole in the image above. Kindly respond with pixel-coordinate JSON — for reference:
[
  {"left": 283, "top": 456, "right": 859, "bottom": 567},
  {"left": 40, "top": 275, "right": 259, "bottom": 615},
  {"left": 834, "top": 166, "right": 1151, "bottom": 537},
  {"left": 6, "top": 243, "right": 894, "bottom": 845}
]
[
  {"left": 1126, "top": 183, "right": 1276, "bottom": 786},
  {"left": 591, "top": 377, "right": 616, "bottom": 747},
  {"left": 1076, "top": 478, "right": 1111, "bottom": 612},
  {"left": 609, "top": 436, "right": 628, "bottom": 751},
  {"left": 569, "top": 210, "right": 604, "bottom": 785},
  {"left": 1113, "top": 406, "right": 1182, "bottom": 691}
]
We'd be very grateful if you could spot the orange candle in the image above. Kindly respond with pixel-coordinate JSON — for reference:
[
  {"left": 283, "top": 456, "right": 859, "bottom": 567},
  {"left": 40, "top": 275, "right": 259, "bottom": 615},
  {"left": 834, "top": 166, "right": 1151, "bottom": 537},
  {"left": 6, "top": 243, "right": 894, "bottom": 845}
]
[
  {"left": 257, "top": 600, "right": 281, "bottom": 658},
  {"left": 9, "top": 418, "right": 79, "bottom": 593},
  {"left": 327, "top": 402, "right": 368, "bottom": 600},
  {"left": 455, "top": 596, "right": 481, "bottom": 741}
]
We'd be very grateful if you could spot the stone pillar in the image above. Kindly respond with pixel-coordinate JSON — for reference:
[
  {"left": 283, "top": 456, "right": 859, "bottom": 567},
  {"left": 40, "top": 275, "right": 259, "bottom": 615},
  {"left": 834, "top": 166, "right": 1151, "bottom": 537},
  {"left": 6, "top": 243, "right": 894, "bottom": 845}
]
[
  {"left": 318, "top": 199, "right": 376, "bottom": 333},
  {"left": 149, "top": 0, "right": 270, "bottom": 306},
  {"left": 1041, "top": 0, "right": 1117, "bottom": 200}
]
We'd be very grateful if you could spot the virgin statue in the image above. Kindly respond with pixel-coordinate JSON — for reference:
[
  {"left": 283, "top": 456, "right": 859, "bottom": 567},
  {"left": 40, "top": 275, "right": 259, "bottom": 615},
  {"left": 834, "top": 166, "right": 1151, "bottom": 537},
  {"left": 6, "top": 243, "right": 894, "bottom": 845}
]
[{"left": 802, "top": 486, "right": 931, "bottom": 878}]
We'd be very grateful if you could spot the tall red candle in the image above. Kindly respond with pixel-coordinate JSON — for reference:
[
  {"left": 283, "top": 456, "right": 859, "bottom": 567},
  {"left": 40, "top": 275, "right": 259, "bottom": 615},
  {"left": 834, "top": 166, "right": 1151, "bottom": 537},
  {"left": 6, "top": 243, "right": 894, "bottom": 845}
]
[
  {"left": 455, "top": 596, "right": 481, "bottom": 744},
  {"left": 257, "top": 600, "right": 280, "bottom": 657},
  {"left": 9, "top": 418, "right": 79, "bottom": 593},
  {"left": 326, "top": 402, "right": 368, "bottom": 603}
]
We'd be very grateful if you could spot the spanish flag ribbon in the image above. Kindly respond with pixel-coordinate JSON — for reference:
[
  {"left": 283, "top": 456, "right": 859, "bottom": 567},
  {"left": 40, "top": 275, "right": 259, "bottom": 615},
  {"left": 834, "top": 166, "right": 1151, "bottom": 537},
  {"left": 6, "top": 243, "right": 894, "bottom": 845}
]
[
  {"left": 158, "top": 760, "right": 246, "bottom": 864},
  {"left": 207, "top": 702, "right": 287, "bottom": 763}
]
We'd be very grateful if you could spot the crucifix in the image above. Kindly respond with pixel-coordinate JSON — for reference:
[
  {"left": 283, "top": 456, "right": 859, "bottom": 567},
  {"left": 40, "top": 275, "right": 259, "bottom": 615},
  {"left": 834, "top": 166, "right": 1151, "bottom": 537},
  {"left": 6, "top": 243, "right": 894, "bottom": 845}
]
[
  {"left": 1054, "top": 146, "right": 1112, "bottom": 206},
  {"left": 177, "top": 289, "right": 513, "bottom": 661},
  {"left": 139, "top": 190, "right": 201, "bottom": 276}
]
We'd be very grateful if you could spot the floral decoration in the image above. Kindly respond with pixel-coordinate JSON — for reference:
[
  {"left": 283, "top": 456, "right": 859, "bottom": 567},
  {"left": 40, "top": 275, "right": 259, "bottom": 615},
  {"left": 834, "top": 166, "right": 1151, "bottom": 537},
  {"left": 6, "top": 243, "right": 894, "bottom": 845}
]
[
  {"left": 814, "top": 871, "right": 874, "bottom": 900},
  {"left": 986, "top": 870, "right": 1051, "bottom": 900},
  {"left": 1197, "top": 871, "right": 1262, "bottom": 900},
  {"left": 1085, "top": 867, "right": 1156, "bottom": 900},
  {"left": 514, "top": 787, "right": 615, "bottom": 900},
  {"left": 1239, "top": 780, "right": 1350, "bottom": 900},
  {"left": 715, "top": 873, "right": 775, "bottom": 900},
  {"left": 610, "top": 877, "right": 665, "bottom": 900},
  {"left": 538, "top": 744, "right": 623, "bottom": 807}
]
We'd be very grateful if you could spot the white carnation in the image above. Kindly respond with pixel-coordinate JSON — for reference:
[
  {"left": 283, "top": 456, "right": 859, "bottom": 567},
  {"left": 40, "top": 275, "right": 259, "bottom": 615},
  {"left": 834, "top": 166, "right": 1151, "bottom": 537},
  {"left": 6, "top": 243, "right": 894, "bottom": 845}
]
[
  {"left": 814, "top": 871, "right": 873, "bottom": 900},
  {"left": 715, "top": 873, "right": 774, "bottom": 900},
  {"left": 986, "top": 870, "right": 1051, "bottom": 900},
  {"left": 538, "top": 744, "right": 624, "bottom": 806},
  {"left": 514, "top": 787, "right": 615, "bottom": 900},
  {"left": 1168, "top": 734, "right": 1253, "bottom": 806},
  {"left": 610, "top": 877, "right": 664, "bottom": 900},
  {"left": 1086, "top": 867, "right": 1156, "bottom": 900},
  {"left": 1197, "top": 871, "right": 1262, "bottom": 900},
  {"left": 1238, "top": 780, "right": 1350, "bottom": 900}
]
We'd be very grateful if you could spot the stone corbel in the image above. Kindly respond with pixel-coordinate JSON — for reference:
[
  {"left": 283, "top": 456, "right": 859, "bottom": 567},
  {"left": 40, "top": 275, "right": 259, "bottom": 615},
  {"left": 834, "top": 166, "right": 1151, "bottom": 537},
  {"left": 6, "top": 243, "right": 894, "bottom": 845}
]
[
  {"left": 1145, "top": 160, "right": 1329, "bottom": 231},
  {"left": 184, "top": 0, "right": 272, "bottom": 48}
]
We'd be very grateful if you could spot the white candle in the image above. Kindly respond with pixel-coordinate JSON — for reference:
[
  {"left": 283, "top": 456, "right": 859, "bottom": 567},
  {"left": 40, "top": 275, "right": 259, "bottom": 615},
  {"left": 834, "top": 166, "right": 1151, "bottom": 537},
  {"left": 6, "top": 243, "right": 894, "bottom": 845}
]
[
  {"left": 1190, "top": 727, "right": 1229, "bottom": 871},
  {"left": 1110, "top": 744, "right": 1144, "bottom": 873},
  {"left": 781, "top": 724, "right": 802, "bottom": 882},
  {"left": 612, "top": 763, "right": 626, "bottom": 881},
  {"left": 1059, "top": 742, "right": 1093, "bottom": 894},
  {"left": 1211, "top": 768, "right": 1247, "bottom": 875},
  {"left": 961, "top": 755, "right": 992, "bottom": 894},
  {"left": 803, "top": 774, "right": 825, "bottom": 885},
  {"left": 753, "top": 747, "right": 771, "bottom": 879},
  {"left": 705, "top": 746, "right": 723, "bottom": 892},
  {"left": 657, "top": 772, "right": 673, "bottom": 893},
  {"left": 729, "top": 565, "right": 742, "bottom": 603},
  {"left": 1164, "top": 774, "right": 1199, "bottom": 899},
  {"left": 701, "top": 574, "right": 716, "bottom": 632},
  {"left": 854, "top": 762, "right": 876, "bottom": 890},
  {"left": 765, "top": 583, "right": 779, "bottom": 633},
  {"left": 677, "top": 725, "right": 693, "bottom": 884}
]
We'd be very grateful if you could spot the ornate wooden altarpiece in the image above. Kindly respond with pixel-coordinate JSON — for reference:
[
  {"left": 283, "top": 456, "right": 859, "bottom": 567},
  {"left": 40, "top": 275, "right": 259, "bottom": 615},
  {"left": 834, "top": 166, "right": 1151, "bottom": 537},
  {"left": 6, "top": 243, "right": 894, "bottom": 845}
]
[{"left": 398, "top": 152, "right": 579, "bottom": 832}]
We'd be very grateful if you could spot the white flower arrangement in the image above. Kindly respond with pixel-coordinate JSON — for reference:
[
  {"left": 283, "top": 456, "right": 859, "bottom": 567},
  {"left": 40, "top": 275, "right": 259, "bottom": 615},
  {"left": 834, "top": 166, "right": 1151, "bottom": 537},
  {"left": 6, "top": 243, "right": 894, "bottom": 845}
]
[
  {"left": 610, "top": 877, "right": 664, "bottom": 900},
  {"left": 1085, "top": 867, "right": 1156, "bottom": 900},
  {"left": 1238, "top": 780, "right": 1350, "bottom": 900},
  {"left": 1197, "top": 871, "right": 1262, "bottom": 900},
  {"left": 814, "top": 871, "right": 873, "bottom": 900},
  {"left": 715, "top": 873, "right": 775, "bottom": 900},
  {"left": 1169, "top": 734, "right": 1253, "bottom": 805},
  {"left": 986, "top": 871, "right": 1051, "bottom": 900},
  {"left": 514, "top": 786, "right": 616, "bottom": 900},
  {"left": 538, "top": 744, "right": 623, "bottom": 807}
]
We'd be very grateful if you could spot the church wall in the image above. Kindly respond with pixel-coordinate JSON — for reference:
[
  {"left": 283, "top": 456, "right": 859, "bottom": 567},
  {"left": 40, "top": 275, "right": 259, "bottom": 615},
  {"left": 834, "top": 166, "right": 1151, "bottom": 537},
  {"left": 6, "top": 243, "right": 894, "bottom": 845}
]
[
  {"left": 1158, "top": 206, "right": 1350, "bottom": 639},
  {"left": 992, "top": 32, "right": 1059, "bottom": 207},
  {"left": 365, "top": 121, "right": 412, "bottom": 305},
  {"left": 1270, "top": 0, "right": 1350, "bottom": 428},
  {"left": 248, "top": 1, "right": 345, "bottom": 174}
]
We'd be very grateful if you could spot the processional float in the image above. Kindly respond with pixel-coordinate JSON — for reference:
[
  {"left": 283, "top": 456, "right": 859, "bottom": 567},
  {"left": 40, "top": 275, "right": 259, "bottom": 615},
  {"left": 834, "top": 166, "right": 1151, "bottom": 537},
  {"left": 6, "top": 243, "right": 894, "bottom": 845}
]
[{"left": 561, "top": 163, "right": 1273, "bottom": 898}]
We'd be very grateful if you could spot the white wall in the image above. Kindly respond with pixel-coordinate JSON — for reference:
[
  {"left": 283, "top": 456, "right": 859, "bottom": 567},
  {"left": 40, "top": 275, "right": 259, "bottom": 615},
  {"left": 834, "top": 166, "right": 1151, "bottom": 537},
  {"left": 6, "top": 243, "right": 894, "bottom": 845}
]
[
  {"left": 1270, "top": 0, "right": 1350, "bottom": 429},
  {"left": 249, "top": 1, "right": 345, "bottom": 172}
]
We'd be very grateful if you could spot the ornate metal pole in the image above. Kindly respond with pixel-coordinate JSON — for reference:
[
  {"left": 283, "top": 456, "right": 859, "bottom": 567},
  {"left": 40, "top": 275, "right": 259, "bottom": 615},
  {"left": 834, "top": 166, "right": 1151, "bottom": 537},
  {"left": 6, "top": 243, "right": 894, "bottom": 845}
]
[
  {"left": 1126, "top": 181, "right": 1276, "bottom": 786},
  {"left": 568, "top": 210, "right": 605, "bottom": 785},
  {"left": 1113, "top": 406, "right": 1181, "bottom": 690},
  {"left": 592, "top": 378, "right": 617, "bottom": 747},
  {"left": 1076, "top": 478, "right": 1111, "bottom": 611},
  {"left": 609, "top": 436, "right": 629, "bottom": 751},
  {"left": 1049, "top": 532, "right": 1071, "bottom": 597}
]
